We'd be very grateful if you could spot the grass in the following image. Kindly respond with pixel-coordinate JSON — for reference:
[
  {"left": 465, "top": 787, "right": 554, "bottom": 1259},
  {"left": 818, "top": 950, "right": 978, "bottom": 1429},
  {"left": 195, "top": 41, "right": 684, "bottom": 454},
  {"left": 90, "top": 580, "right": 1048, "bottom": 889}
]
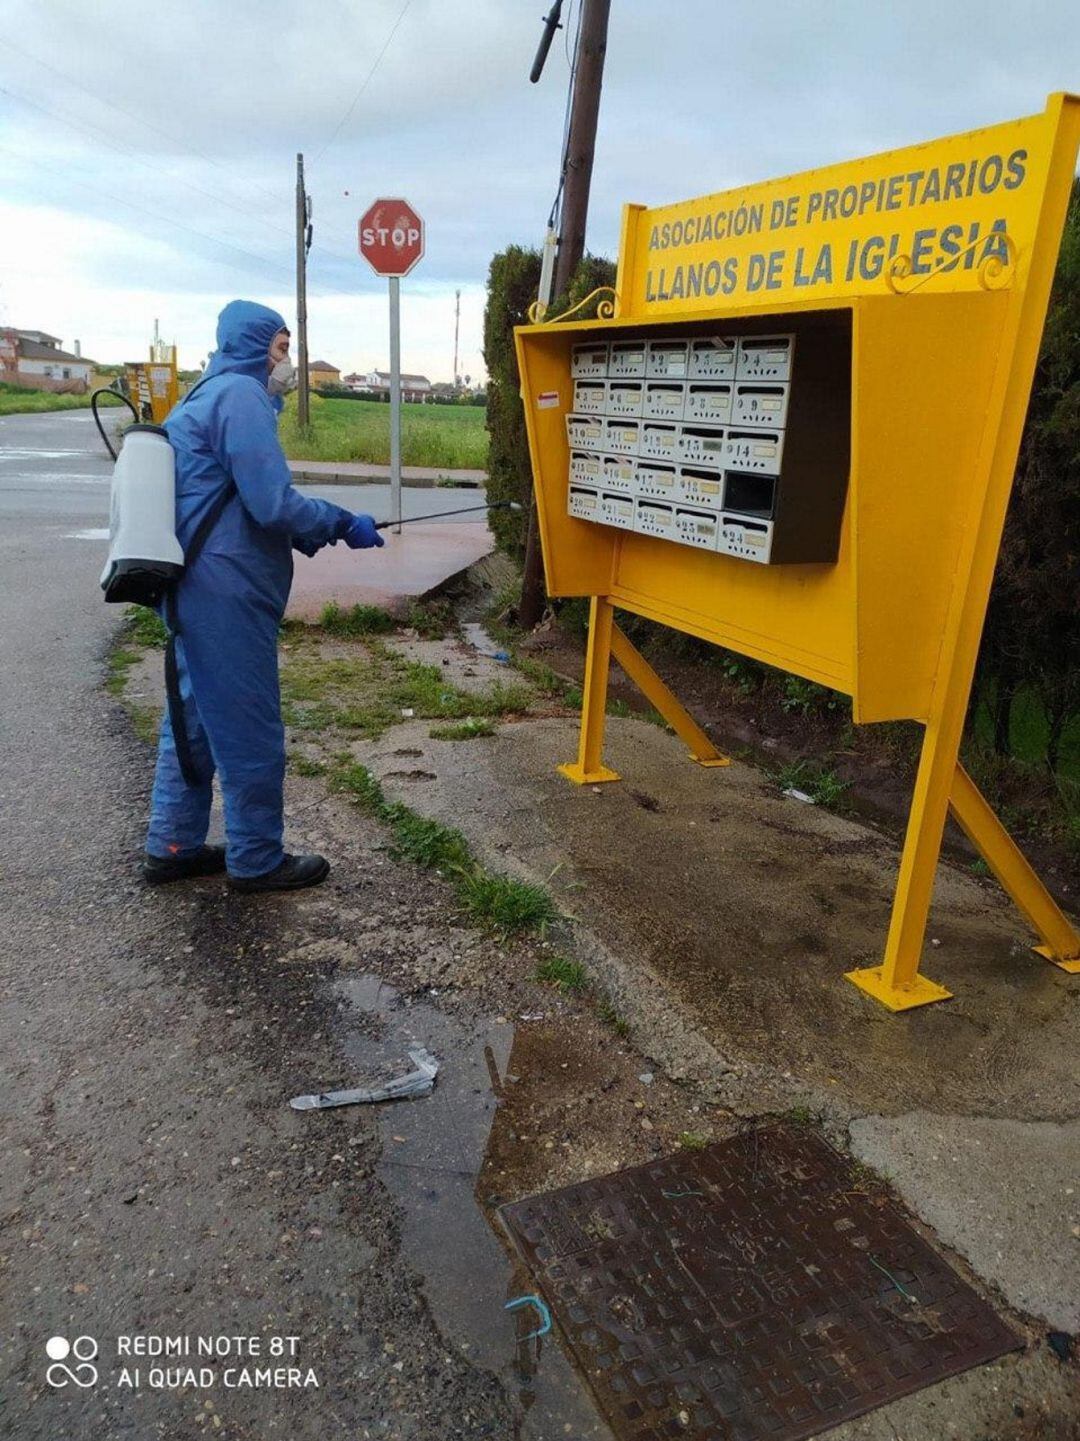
[
  {"left": 106, "top": 648, "right": 140, "bottom": 695},
  {"left": 289, "top": 754, "right": 327, "bottom": 777},
  {"left": 278, "top": 393, "right": 488, "bottom": 470},
  {"left": 677, "top": 1132, "right": 710, "bottom": 1151},
  {"left": 596, "top": 997, "right": 631, "bottom": 1037},
  {"left": 125, "top": 605, "right": 168, "bottom": 648},
  {"left": 535, "top": 955, "right": 589, "bottom": 994},
  {"left": 0, "top": 383, "right": 125, "bottom": 416},
  {"left": 328, "top": 759, "right": 556, "bottom": 936},
  {"left": 429, "top": 718, "right": 497, "bottom": 741},
  {"left": 772, "top": 759, "right": 851, "bottom": 811},
  {"left": 319, "top": 601, "right": 396, "bottom": 637},
  {"left": 281, "top": 639, "right": 532, "bottom": 740}
]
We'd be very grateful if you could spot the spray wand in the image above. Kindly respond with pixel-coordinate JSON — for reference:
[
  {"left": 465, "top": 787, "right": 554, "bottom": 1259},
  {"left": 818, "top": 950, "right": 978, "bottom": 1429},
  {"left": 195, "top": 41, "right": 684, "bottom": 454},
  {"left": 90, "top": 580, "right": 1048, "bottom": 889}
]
[{"left": 374, "top": 500, "right": 521, "bottom": 530}]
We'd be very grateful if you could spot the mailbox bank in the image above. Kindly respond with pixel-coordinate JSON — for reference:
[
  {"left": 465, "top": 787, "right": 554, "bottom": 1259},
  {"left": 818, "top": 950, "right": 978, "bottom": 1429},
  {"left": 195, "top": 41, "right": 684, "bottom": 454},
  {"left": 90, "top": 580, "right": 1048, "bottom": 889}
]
[{"left": 515, "top": 93, "right": 1080, "bottom": 1011}]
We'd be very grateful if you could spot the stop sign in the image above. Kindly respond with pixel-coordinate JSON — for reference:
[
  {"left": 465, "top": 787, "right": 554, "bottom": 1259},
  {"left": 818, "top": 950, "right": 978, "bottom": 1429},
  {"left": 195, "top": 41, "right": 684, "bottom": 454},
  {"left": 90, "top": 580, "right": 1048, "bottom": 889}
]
[{"left": 358, "top": 198, "right": 425, "bottom": 277}]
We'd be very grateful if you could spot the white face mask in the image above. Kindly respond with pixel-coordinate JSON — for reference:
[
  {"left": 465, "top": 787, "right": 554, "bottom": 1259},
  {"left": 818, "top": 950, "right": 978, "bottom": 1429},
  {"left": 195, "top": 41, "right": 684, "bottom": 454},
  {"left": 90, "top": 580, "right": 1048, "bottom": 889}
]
[{"left": 268, "top": 358, "right": 297, "bottom": 396}]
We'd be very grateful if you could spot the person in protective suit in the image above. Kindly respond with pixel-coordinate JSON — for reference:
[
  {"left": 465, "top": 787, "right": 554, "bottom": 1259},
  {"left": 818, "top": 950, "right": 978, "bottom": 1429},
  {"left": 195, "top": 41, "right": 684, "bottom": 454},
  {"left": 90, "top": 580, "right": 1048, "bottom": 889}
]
[{"left": 142, "top": 299, "right": 382, "bottom": 892}]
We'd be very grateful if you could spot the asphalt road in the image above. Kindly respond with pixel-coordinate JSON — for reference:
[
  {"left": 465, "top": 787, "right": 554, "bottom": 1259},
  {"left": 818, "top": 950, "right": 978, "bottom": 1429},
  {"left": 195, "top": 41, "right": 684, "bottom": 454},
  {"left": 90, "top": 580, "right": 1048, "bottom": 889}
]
[{"left": 0, "top": 409, "right": 601, "bottom": 1441}]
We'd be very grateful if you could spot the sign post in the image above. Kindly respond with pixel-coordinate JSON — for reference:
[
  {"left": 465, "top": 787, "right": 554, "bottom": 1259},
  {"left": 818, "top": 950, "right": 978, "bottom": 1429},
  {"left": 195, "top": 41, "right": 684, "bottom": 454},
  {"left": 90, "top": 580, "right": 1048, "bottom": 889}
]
[{"left": 359, "top": 198, "right": 425, "bottom": 534}]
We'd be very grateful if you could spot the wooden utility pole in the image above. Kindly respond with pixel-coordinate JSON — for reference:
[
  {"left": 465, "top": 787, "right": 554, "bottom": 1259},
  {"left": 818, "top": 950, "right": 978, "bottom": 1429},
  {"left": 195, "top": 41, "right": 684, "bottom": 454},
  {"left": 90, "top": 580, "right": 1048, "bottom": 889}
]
[
  {"left": 295, "top": 152, "right": 311, "bottom": 427},
  {"left": 519, "top": 0, "right": 611, "bottom": 630},
  {"left": 453, "top": 287, "right": 461, "bottom": 387}
]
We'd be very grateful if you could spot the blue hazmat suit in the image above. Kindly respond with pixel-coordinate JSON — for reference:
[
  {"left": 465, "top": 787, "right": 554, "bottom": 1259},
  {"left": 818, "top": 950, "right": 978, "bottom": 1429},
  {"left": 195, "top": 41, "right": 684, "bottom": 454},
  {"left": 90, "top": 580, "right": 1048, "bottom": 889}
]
[{"left": 145, "top": 300, "right": 357, "bottom": 877}]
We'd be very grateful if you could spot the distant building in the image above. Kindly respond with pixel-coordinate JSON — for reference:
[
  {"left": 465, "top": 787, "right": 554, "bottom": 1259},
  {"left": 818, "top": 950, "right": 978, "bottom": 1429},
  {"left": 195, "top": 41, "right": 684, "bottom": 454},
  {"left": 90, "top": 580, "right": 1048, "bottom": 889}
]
[
  {"left": 345, "top": 369, "right": 433, "bottom": 403},
  {"left": 309, "top": 359, "right": 341, "bottom": 390},
  {"left": 0, "top": 329, "right": 96, "bottom": 390}
]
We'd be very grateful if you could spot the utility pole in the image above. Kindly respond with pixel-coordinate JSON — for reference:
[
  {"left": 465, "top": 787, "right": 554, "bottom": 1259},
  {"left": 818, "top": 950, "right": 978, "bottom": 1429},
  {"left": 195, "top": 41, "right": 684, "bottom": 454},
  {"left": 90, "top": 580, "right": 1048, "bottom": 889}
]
[
  {"left": 519, "top": 0, "right": 611, "bottom": 630},
  {"left": 453, "top": 288, "right": 461, "bottom": 388},
  {"left": 295, "top": 152, "right": 311, "bottom": 428}
]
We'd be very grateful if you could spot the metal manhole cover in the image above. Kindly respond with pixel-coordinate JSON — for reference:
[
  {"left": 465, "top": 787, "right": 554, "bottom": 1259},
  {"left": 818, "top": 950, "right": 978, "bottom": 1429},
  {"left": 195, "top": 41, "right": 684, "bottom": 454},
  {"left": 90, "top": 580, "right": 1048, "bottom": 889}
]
[{"left": 500, "top": 1126, "right": 1020, "bottom": 1441}]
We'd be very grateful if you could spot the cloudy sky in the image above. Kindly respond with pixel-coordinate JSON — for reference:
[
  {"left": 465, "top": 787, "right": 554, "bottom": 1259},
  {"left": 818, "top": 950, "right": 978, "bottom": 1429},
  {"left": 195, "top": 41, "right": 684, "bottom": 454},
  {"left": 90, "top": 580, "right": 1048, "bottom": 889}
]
[{"left": 1, "top": 0, "right": 1076, "bottom": 380}]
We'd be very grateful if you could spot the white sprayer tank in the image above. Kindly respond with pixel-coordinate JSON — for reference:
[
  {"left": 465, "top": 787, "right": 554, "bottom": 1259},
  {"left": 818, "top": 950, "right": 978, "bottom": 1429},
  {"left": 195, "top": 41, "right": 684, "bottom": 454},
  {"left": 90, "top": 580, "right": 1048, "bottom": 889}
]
[{"left": 100, "top": 423, "right": 185, "bottom": 605}]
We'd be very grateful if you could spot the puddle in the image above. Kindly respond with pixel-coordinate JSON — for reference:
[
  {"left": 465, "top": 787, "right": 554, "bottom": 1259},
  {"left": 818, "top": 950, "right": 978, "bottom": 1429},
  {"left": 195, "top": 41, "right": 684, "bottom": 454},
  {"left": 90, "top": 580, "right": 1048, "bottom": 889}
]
[{"left": 325, "top": 972, "right": 610, "bottom": 1439}]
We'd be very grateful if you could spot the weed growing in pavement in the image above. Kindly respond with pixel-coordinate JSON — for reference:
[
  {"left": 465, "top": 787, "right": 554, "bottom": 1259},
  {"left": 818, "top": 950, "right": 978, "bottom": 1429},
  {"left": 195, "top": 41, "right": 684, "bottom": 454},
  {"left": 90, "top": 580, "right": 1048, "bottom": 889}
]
[
  {"left": 596, "top": 997, "right": 631, "bottom": 1037},
  {"left": 969, "top": 857, "right": 991, "bottom": 876},
  {"left": 130, "top": 705, "right": 159, "bottom": 745},
  {"left": 456, "top": 870, "right": 558, "bottom": 935},
  {"left": 678, "top": 1132, "right": 710, "bottom": 1151},
  {"left": 319, "top": 601, "right": 396, "bottom": 637},
  {"left": 535, "top": 955, "right": 589, "bottom": 994},
  {"left": 784, "top": 1103, "right": 814, "bottom": 1127},
  {"left": 328, "top": 759, "right": 558, "bottom": 937},
  {"left": 429, "top": 718, "right": 497, "bottom": 741},
  {"left": 289, "top": 754, "right": 327, "bottom": 777},
  {"left": 405, "top": 599, "right": 455, "bottom": 638},
  {"left": 106, "top": 648, "right": 140, "bottom": 695},
  {"left": 125, "top": 605, "right": 168, "bottom": 648}
]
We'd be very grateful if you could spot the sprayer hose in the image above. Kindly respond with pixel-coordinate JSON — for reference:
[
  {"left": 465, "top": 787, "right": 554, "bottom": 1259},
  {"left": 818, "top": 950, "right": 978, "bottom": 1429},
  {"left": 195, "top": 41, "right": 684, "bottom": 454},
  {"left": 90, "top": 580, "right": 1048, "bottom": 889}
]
[{"left": 90, "top": 387, "right": 140, "bottom": 461}]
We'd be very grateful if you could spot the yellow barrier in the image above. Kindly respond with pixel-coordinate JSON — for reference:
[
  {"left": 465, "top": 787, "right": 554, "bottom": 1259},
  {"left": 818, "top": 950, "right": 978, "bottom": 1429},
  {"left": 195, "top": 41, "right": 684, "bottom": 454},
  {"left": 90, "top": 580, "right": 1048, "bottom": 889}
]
[{"left": 516, "top": 92, "right": 1080, "bottom": 1011}]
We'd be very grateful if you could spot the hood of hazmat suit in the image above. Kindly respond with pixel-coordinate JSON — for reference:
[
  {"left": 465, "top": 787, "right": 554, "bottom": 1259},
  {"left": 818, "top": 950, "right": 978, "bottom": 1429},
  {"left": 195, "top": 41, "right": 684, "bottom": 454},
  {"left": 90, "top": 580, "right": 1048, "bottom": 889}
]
[{"left": 146, "top": 299, "right": 356, "bottom": 878}]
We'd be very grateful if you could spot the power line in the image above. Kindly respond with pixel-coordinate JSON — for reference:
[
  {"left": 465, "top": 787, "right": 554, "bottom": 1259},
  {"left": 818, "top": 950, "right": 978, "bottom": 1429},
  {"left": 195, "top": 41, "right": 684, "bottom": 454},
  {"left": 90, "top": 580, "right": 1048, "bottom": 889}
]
[
  {"left": 311, "top": 0, "right": 414, "bottom": 165},
  {"left": 0, "top": 49, "right": 360, "bottom": 271}
]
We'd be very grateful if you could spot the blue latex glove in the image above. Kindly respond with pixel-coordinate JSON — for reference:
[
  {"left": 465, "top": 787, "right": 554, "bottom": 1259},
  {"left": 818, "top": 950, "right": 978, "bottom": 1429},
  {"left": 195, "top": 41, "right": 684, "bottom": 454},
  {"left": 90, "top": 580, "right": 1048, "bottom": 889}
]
[{"left": 343, "top": 514, "right": 385, "bottom": 550}]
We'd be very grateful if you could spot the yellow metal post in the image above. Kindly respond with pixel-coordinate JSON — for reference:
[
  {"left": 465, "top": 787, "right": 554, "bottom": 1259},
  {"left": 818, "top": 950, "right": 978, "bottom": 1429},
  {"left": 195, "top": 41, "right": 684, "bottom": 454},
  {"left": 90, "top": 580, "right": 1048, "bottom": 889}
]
[
  {"left": 559, "top": 595, "right": 620, "bottom": 785},
  {"left": 949, "top": 763, "right": 1080, "bottom": 972},
  {"left": 610, "top": 624, "right": 729, "bottom": 767},
  {"left": 847, "top": 93, "right": 1080, "bottom": 1011}
]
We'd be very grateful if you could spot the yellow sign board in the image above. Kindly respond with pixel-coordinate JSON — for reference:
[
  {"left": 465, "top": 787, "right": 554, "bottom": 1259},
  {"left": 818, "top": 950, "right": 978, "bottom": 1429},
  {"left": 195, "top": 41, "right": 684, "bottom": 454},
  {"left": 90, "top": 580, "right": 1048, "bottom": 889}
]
[{"left": 515, "top": 93, "right": 1080, "bottom": 1011}]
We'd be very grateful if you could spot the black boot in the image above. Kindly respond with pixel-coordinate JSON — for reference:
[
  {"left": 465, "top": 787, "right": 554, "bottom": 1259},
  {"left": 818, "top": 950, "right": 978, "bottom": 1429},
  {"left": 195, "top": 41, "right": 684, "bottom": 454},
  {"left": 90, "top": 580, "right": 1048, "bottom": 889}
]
[
  {"left": 142, "top": 844, "right": 227, "bottom": 886},
  {"left": 227, "top": 853, "right": 330, "bottom": 894}
]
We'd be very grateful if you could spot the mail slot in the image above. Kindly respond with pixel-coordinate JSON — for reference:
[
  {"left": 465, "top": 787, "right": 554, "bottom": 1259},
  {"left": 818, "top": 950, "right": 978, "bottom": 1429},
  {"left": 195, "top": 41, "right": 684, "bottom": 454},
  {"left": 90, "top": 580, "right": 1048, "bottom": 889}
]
[
  {"left": 646, "top": 339, "right": 689, "bottom": 379},
  {"left": 685, "top": 383, "right": 733, "bottom": 424},
  {"left": 569, "top": 449, "right": 604, "bottom": 486},
  {"left": 566, "top": 413, "right": 604, "bottom": 451},
  {"left": 678, "top": 423, "right": 727, "bottom": 468},
  {"left": 634, "top": 497, "right": 676, "bottom": 538},
  {"left": 567, "top": 484, "right": 600, "bottom": 521},
  {"left": 717, "top": 513, "right": 774, "bottom": 564},
  {"left": 732, "top": 382, "right": 790, "bottom": 429},
  {"left": 688, "top": 336, "right": 738, "bottom": 379},
  {"left": 723, "top": 470, "right": 777, "bottom": 519},
  {"left": 639, "top": 421, "right": 679, "bottom": 459},
  {"left": 608, "top": 341, "right": 647, "bottom": 378},
  {"left": 722, "top": 428, "right": 785, "bottom": 475},
  {"left": 636, "top": 461, "right": 678, "bottom": 499},
  {"left": 676, "top": 465, "right": 724, "bottom": 509},
  {"left": 674, "top": 505, "right": 720, "bottom": 550},
  {"left": 607, "top": 380, "right": 644, "bottom": 416},
  {"left": 643, "top": 381, "right": 686, "bottom": 420},
  {"left": 736, "top": 334, "right": 795, "bottom": 381},
  {"left": 604, "top": 417, "right": 641, "bottom": 456},
  {"left": 603, "top": 454, "right": 637, "bottom": 493},
  {"left": 571, "top": 342, "right": 609, "bottom": 378},
  {"left": 573, "top": 378, "right": 607, "bottom": 413},
  {"left": 600, "top": 491, "right": 636, "bottom": 529}
]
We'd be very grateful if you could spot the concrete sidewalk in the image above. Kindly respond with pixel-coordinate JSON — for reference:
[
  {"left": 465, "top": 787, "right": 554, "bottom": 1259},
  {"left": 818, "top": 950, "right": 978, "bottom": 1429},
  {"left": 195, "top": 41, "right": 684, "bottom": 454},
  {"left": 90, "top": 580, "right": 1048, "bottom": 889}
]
[{"left": 288, "top": 458, "right": 486, "bottom": 488}]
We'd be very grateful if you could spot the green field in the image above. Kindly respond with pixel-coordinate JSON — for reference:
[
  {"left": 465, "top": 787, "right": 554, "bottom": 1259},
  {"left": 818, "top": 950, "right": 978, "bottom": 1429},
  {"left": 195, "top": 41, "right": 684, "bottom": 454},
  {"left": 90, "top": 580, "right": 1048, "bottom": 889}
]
[
  {"left": 279, "top": 393, "right": 488, "bottom": 470},
  {"left": 0, "top": 383, "right": 124, "bottom": 416}
]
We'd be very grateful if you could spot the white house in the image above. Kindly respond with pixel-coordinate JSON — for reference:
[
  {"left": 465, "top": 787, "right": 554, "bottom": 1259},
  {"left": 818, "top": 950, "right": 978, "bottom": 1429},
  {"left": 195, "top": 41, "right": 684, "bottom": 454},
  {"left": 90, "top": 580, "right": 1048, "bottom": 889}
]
[
  {"left": 2, "top": 330, "right": 96, "bottom": 388},
  {"left": 343, "top": 369, "right": 433, "bottom": 402}
]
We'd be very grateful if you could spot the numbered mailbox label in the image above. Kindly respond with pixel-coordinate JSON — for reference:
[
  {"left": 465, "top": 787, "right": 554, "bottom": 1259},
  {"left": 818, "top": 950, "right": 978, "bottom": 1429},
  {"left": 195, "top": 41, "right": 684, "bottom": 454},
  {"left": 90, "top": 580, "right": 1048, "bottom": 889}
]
[
  {"left": 571, "top": 342, "right": 609, "bottom": 378},
  {"left": 678, "top": 423, "right": 727, "bottom": 468},
  {"left": 634, "top": 497, "right": 676, "bottom": 538},
  {"left": 685, "top": 383, "right": 733, "bottom": 424},
  {"left": 717, "top": 514, "right": 774, "bottom": 564},
  {"left": 646, "top": 339, "right": 689, "bottom": 379},
  {"left": 568, "top": 484, "right": 600, "bottom": 521},
  {"left": 602, "top": 454, "right": 637, "bottom": 493},
  {"left": 735, "top": 334, "right": 795, "bottom": 381},
  {"left": 636, "top": 461, "right": 678, "bottom": 499},
  {"left": 573, "top": 379, "right": 607, "bottom": 414},
  {"left": 640, "top": 421, "right": 679, "bottom": 460},
  {"left": 604, "top": 417, "right": 641, "bottom": 456},
  {"left": 674, "top": 506, "right": 720, "bottom": 551},
  {"left": 600, "top": 491, "right": 636, "bottom": 530},
  {"left": 570, "top": 450, "right": 604, "bottom": 486},
  {"left": 566, "top": 413, "right": 605, "bottom": 451},
  {"left": 607, "top": 380, "right": 644, "bottom": 416},
  {"left": 608, "top": 341, "right": 647, "bottom": 378},
  {"left": 688, "top": 336, "right": 738, "bottom": 380},
  {"left": 676, "top": 465, "right": 724, "bottom": 510},
  {"left": 732, "top": 383, "right": 790, "bottom": 430},
  {"left": 722, "top": 428, "right": 785, "bottom": 475},
  {"left": 643, "top": 382, "right": 686, "bottom": 421}
]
